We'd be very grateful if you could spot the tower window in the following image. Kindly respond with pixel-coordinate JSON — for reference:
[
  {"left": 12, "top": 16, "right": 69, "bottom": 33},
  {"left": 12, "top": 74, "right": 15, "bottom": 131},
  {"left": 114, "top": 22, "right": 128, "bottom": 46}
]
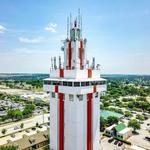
[
  {"left": 81, "top": 82, "right": 86, "bottom": 86},
  {"left": 51, "top": 92, "right": 55, "bottom": 98},
  {"left": 86, "top": 82, "right": 89, "bottom": 86},
  {"left": 69, "top": 94, "right": 74, "bottom": 101},
  {"left": 68, "top": 82, "right": 72, "bottom": 86},
  {"left": 77, "top": 95, "right": 83, "bottom": 101},
  {"left": 91, "top": 81, "right": 95, "bottom": 85},
  {"left": 74, "top": 82, "right": 80, "bottom": 87},
  {"left": 95, "top": 92, "right": 98, "bottom": 98},
  {"left": 63, "top": 82, "right": 67, "bottom": 86}
]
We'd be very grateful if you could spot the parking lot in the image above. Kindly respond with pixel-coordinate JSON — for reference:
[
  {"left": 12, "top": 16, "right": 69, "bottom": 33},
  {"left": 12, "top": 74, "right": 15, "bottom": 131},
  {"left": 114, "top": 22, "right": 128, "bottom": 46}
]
[
  {"left": 101, "top": 137, "right": 126, "bottom": 150},
  {"left": 128, "top": 118, "right": 150, "bottom": 150}
]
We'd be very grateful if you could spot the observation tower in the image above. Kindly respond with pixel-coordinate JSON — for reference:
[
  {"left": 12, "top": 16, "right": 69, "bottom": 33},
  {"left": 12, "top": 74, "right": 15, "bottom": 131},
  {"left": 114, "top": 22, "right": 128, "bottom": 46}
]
[{"left": 44, "top": 11, "right": 107, "bottom": 150}]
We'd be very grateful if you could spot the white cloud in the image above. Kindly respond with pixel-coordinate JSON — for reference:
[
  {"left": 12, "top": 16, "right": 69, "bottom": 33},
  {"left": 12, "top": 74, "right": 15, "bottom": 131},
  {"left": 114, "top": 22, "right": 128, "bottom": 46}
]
[
  {"left": 45, "top": 23, "right": 57, "bottom": 32},
  {"left": 19, "top": 36, "right": 44, "bottom": 43},
  {"left": 0, "top": 25, "right": 6, "bottom": 33}
]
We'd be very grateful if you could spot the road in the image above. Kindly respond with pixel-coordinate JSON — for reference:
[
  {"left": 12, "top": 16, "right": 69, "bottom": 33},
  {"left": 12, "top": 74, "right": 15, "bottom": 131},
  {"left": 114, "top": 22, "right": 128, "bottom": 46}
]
[{"left": 0, "top": 113, "right": 49, "bottom": 137}]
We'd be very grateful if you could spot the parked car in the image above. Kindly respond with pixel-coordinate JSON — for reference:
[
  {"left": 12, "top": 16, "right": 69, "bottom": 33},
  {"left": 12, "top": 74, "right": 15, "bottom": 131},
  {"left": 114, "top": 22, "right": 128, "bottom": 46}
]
[
  {"left": 145, "top": 137, "right": 150, "bottom": 142},
  {"left": 139, "top": 121, "right": 144, "bottom": 124},
  {"left": 14, "top": 126, "right": 19, "bottom": 130},
  {"left": 108, "top": 138, "right": 114, "bottom": 143},
  {"left": 114, "top": 140, "right": 118, "bottom": 145},
  {"left": 118, "top": 141, "right": 123, "bottom": 146}
]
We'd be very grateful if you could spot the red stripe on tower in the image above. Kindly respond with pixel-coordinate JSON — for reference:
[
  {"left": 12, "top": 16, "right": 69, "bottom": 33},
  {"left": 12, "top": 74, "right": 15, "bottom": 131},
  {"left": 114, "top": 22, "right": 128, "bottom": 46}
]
[
  {"left": 60, "top": 69, "right": 64, "bottom": 78},
  {"left": 93, "top": 85, "right": 97, "bottom": 93},
  {"left": 87, "top": 93, "right": 93, "bottom": 150},
  {"left": 80, "top": 40, "right": 83, "bottom": 69},
  {"left": 59, "top": 93, "right": 64, "bottom": 150},
  {"left": 88, "top": 69, "right": 92, "bottom": 78},
  {"left": 55, "top": 85, "right": 58, "bottom": 93},
  {"left": 68, "top": 41, "right": 72, "bottom": 69}
]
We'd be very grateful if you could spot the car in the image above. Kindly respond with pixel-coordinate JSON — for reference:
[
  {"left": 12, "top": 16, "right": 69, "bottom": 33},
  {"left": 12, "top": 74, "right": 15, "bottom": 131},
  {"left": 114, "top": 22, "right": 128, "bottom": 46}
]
[
  {"left": 31, "top": 127, "right": 36, "bottom": 131},
  {"left": 118, "top": 141, "right": 123, "bottom": 146},
  {"left": 145, "top": 137, "right": 150, "bottom": 142},
  {"left": 108, "top": 138, "right": 114, "bottom": 143},
  {"left": 14, "top": 126, "right": 19, "bottom": 130},
  {"left": 139, "top": 121, "right": 144, "bottom": 124},
  {"left": 114, "top": 140, "right": 118, "bottom": 145}
]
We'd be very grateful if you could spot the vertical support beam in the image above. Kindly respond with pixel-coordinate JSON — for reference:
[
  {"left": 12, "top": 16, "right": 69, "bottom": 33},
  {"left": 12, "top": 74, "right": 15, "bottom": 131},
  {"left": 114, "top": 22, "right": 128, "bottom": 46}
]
[
  {"left": 60, "top": 69, "right": 64, "bottom": 78},
  {"left": 88, "top": 69, "right": 92, "bottom": 78},
  {"left": 93, "top": 85, "right": 97, "bottom": 93},
  {"left": 80, "top": 40, "right": 83, "bottom": 69},
  {"left": 87, "top": 93, "right": 93, "bottom": 150},
  {"left": 68, "top": 41, "right": 72, "bottom": 69},
  {"left": 59, "top": 93, "right": 64, "bottom": 150},
  {"left": 55, "top": 85, "right": 58, "bottom": 93}
]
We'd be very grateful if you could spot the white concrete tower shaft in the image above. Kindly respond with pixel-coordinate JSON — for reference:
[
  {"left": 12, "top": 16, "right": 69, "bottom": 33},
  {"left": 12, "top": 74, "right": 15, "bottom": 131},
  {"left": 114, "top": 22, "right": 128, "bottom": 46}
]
[{"left": 44, "top": 11, "right": 107, "bottom": 150}]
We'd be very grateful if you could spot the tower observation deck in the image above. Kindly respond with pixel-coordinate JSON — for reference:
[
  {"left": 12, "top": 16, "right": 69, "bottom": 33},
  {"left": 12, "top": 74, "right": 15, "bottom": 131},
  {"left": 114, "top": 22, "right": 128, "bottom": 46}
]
[{"left": 43, "top": 11, "right": 107, "bottom": 150}]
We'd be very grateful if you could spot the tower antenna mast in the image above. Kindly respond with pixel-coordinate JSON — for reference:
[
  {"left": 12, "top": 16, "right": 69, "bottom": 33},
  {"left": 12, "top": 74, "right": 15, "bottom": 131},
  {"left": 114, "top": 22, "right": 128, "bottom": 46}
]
[
  {"left": 67, "top": 16, "right": 69, "bottom": 39},
  {"left": 78, "top": 8, "right": 80, "bottom": 28},
  {"left": 70, "top": 13, "right": 72, "bottom": 29},
  {"left": 81, "top": 14, "right": 82, "bottom": 38}
]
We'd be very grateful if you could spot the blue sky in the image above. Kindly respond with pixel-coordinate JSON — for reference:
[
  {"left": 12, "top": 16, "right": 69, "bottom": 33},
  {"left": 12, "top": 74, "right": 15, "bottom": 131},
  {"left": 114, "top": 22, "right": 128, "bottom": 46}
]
[{"left": 0, "top": 0, "right": 150, "bottom": 74}]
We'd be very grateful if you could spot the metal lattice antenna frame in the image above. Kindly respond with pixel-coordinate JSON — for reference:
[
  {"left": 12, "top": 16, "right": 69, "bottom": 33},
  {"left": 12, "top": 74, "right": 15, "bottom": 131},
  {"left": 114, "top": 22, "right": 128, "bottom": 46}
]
[
  {"left": 67, "top": 17, "right": 69, "bottom": 39},
  {"left": 70, "top": 13, "right": 72, "bottom": 29},
  {"left": 78, "top": 8, "right": 80, "bottom": 29},
  {"left": 81, "top": 14, "right": 82, "bottom": 38}
]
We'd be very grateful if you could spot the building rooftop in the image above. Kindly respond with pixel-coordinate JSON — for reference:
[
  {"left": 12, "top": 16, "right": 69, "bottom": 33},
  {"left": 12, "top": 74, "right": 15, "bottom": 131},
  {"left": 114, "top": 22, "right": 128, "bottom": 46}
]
[
  {"left": 100, "top": 110, "right": 124, "bottom": 120},
  {"left": 114, "top": 123, "right": 126, "bottom": 132},
  {"left": 3, "top": 130, "right": 48, "bottom": 149},
  {"left": 105, "top": 124, "right": 117, "bottom": 131},
  {"left": 118, "top": 127, "right": 131, "bottom": 134}
]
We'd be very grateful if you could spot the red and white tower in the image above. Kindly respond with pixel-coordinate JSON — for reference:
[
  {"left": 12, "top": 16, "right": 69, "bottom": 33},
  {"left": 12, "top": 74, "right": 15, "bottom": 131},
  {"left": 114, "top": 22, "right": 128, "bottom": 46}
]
[{"left": 44, "top": 12, "right": 107, "bottom": 150}]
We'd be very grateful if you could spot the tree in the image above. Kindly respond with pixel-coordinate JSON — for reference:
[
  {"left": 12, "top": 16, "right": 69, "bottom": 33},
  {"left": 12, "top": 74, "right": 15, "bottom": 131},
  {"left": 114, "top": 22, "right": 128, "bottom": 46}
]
[
  {"left": 124, "top": 111, "right": 132, "bottom": 117},
  {"left": 100, "top": 117, "right": 106, "bottom": 131},
  {"left": 0, "top": 146, "right": 17, "bottom": 150},
  {"left": 14, "top": 109, "right": 23, "bottom": 120},
  {"left": 23, "top": 104, "right": 35, "bottom": 117},
  {"left": 128, "top": 119, "right": 141, "bottom": 132},
  {"left": 7, "top": 109, "right": 15, "bottom": 120},
  {"left": 36, "top": 122, "right": 39, "bottom": 127},
  {"left": 20, "top": 123, "right": 24, "bottom": 129},
  {"left": 136, "top": 114, "right": 145, "bottom": 121},
  {"left": 107, "top": 116, "right": 119, "bottom": 126},
  {"left": 1, "top": 128, "right": 7, "bottom": 134}
]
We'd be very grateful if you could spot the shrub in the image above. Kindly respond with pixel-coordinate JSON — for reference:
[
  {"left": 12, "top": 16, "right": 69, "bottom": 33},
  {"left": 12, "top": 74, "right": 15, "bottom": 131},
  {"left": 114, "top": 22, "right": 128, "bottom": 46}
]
[
  {"left": 114, "top": 137, "right": 131, "bottom": 145},
  {"left": 103, "top": 133, "right": 111, "bottom": 137},
  {"left": 1, "top": 129, "right": 7, "bottom": 134}
]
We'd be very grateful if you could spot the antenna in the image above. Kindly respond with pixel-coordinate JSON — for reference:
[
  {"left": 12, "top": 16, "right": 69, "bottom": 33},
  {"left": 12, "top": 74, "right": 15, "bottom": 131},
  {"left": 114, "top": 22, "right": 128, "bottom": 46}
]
[
  {"left": 81, "top": 14, "right": 82, "bottom": 38},
  {"left": 51, "top": 57, "right": 53, "bottom": 69},
  {"left": 54, "top": 57, "right": 57, "bottom": 69},
  {"left": 78, "top": 8, "right": 80, "bottom": 28},
  {"left": 59, "top": 56, "right": 61, "bottom": 69},
  {"left": 70, "top": 13, "right": 72, "bottom": 29},
  {"left": 67, "top": 16, "right": 69, "bottom": 38},
  {"left": 92, "top": 57, "right": 95, "bottom": 69}
]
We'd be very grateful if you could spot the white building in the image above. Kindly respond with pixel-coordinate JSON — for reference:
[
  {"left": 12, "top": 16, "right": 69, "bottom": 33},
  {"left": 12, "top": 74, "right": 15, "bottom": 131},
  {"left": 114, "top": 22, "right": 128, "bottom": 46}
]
[
  {"left": 117, "top": 127, "right": 132, "bottom": 140},
  {"left": 105, "top": 123, "right": 132, "bottom": 140},
  {"left": 43, "top": 12, "right": 107, "bottom": 150}
]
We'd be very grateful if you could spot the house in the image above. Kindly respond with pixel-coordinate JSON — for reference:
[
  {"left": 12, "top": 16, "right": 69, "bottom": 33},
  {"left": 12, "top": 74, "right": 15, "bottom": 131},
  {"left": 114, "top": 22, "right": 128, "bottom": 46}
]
[
  {"left": 117, "top": 127, "right": 132, "bottom": 140},
  {"left": 105, "top": 123, "right": 132, "bottom": 140},
  {"left": 105, "top": 124, "right": 117, "bottom": 136},
  {"left": 2, "top": 131, "right": 49, "bottom": 150}
]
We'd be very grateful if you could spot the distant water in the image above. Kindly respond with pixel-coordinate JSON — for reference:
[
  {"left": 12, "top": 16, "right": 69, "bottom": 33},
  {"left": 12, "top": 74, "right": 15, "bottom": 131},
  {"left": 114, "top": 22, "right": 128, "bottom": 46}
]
[{"left": 0, "top": 73, "right": 150, "bottom": 81}]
